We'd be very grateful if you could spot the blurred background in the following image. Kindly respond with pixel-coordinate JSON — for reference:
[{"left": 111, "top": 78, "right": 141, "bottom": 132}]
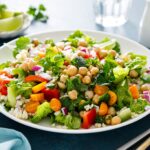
[{"left": 0, "top": 0, "right": 147, "bottom": 41}]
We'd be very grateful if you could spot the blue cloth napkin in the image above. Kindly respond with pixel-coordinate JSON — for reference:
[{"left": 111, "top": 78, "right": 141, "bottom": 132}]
[{"left": 0, "top": 128, "right": 31, "bottom": 150}]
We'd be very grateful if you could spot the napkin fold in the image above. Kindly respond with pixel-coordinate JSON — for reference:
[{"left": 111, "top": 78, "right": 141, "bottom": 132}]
[{"left": 0, "top": 128, "right": 31, "bottom": 150}]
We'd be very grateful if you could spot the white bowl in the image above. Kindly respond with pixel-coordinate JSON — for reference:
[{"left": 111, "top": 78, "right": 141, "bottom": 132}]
[
  {"left": 0, "top": 13, "right": 31, "bottom": 39},
  {"left": 0, "top": 30, "right": 150, "bottom": 134}
]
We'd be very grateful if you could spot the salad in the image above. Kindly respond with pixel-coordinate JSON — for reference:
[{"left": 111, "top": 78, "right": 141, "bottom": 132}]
[{"left": 0, "top": 30, "right": 150, "bottom": 129}]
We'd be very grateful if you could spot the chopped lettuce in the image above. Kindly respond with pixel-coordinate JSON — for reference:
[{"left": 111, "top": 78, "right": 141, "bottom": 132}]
[
  {"left": 39, "top": 51, "right": 64, "bottom": 75},
  {"left": 141, "top": 73, "right": 150, "bottom": 83},
  {"left": 31, "top": 102, "right": 52, "bottom": 123},
  {"left": 130, "top": 98, "right": 149, "bottom": 114},
  {"left": 99, "top": 37, "right": 121, "bottom": 53},
  {"left": 66, "top": 30, "right": 83, "bottom": 47},
  {"left": 93, "top": 56, "right": 118, "bottom": 85},
  {"left": 116, "top": 79, "right": 133, "bottom": 109},
  {"left": 45, "top": 39, "right": 55, "bottom": 46},
  {"left": 0, "top": 61, "right": 10, "bottom": 70},
  {"left": 12, "top": 68, "right": 26, "bottom": 78},
  {"left": 103, "top": 56, "right": 117, "bottom": 82},
  {"left": 113, "top": 66, "right": 129, "bottom": 83},
  {"left": 13, "top": 37, "right": 30, "bottom": 58},
  {"left": 8, "top": 80, "right": 33, "bottom": 98},
  {"left": 125, "top": 53, "right": 147, "bottom": 70}
]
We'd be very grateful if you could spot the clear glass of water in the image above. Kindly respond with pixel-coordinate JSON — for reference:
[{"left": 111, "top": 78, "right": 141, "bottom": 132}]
[{"left": 95, "top": 0, "right": 132, "bottom": 27}]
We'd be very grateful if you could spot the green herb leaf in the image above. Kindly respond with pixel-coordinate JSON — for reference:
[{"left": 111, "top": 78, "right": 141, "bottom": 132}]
[
  {"left": 130, "top": 98, "right": 149, "bottom": 114},
  {"left": 13, "top": 37, "right": 30, "bottom": 57},
  {"left": 71, "top": 57, "right": 86, "bottom": 68},
  {"left": 116, "top": 79, "right": 133, "bottom": 109},
  {"left": 27, "top": 4, "right": 48, "bottom": 22}
]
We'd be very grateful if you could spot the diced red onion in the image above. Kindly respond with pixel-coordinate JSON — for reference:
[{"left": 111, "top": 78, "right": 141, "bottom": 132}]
[
  {"left": 143, "top": 91, "right": 149, "bottom": 94},
  {"left": 64, "top": 46, "right": 71, "bottom": 51},
  {"left": 61, "top": 107, "right": 68, "bottom": 115},
  {"left": 143, "top": 91, "right": 150, "bottom": 102},
  {"left": 32, "top": 65, "right": 41, "bottom": 71},
  {"left": 80, "top": 47, "right": 87, "bottom": 52}
]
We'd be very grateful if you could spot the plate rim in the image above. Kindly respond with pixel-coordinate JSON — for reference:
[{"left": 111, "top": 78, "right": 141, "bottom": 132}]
[{"left": 0, "top": 29, "right": 150, "bottom": 134}]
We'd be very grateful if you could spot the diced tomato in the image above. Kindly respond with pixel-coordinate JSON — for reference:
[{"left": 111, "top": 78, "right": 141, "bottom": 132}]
[
  {"left": 0, "top": 79, "right": 10, "bottom": 95},
  {"left": 25, "top": 75, "right": 48, "bottom": 82},
  {"left": 82, "top": 108, "right": 96, "bottom": 129},
  {"left": 41, "top": 88, "right": 60, "bottom": 101},
  {"left": 83, "top": 54, "right": 93, "bottom": 59},
  {"left": 0, "top": 71, "right": 13, "bottom": 78},
  {"left": 64, "top": 61, "right": 70, "bottom": 66}
]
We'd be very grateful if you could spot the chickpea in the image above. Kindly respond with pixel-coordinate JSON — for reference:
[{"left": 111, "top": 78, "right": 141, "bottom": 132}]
[
  {"left": 92, "top": 94, "right": 99, "bottom": 104},
  {"left": 121, "top": 54, "right": 131, "bottom": 62},
  {"left": 60, "top": 74, "right": 68, "bottom": 83},
  {"left": 78, "top": 39, "right": 87, "bottom": 47},
  {"left": 66, "top": 65, "right": 78, "bottom": 76},
  {"left": 78, "top": 67, "right": 88, "bottom": 75},
  {"left": 129, "top": 70, "right": 138, "bottom": 78},
  {"left": 116, "top": 59, "right": 124, "bottom": 67},
  {"left": 68, "top": 90, "right": 78, "bottom": 100},
  {"left": 111, "top": 116, "right": 121, "bottom": 125},
  {"left": 141, "top": 84, "right": 150, "bottom": 92},
  {"left": 93, "top": 46, "right": 101, "bottom": 53},
  {"left": 56, "top": 42, "right": 65, "bottom": 50},
  {"left": 95, "top": 123, "right": 102, "bottom": 128},
  {"left": 87, "top": 71, "right": 92, "bottom": 78},
  {"left": 108, "top": 107, "right": 116, "bottom": 116},
  {"left": 62, "top": 69, "right": 67, "bottom": 74},
  {"left": 79, "top": 100, "right": 86, "bottom": 105},
  {"left": 85, "top": 91, "right": 94, "bottom": 99},
  {"left": 32, "top": 39, "right": 39, "bottom": 47},
  {"left": 90, "top": 67, "right": 99, "bottom": 76},
  {"left": 105, "top": 115, "right": 112, "bottom": 125},
  {"left": 79, "top": 111, "right": 85, "bottom": 118},
  {"left": 21, "top": 58, "right": 36, "bottom": 71},
  {"left": 78, "top": 51, "right": 85, "bottom": 57},
  {"left": 76, "top": 74, "right": 83, "bottom": 79},
  {"left": 82, "top": 76, "right": 91, "bottom": 84},
  {"left": 99, "top": 50, "right": 108, "bottom": 58},
  {"left": 57, "top": 82, "right": 66, "bottom": 89},
  {"left": 108, "top": 50, "right": 117, "bottom": 57}
]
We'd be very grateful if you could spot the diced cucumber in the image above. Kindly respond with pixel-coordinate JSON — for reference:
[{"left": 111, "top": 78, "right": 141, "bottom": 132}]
[
  {"left": 118, "top": 108, "right": 131, "bottom": 122},
  {"left": 7, "top": 87, "right": 16, "bottom": 107}
]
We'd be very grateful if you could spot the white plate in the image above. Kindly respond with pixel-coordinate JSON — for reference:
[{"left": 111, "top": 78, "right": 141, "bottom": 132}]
[{"left": 0, "top": 30, "right": 150, "bottom": 134}]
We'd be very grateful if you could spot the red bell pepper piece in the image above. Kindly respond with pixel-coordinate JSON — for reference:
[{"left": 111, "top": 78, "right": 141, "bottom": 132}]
[
  {"left": 82, "top": 108, "right": 96, "bottom": 129},
  {"left": 83, "top": 54, "right": 93, "bottom": 59},
  {"left": 0, "top": 79, "right": 10, "bottom": 95},
  {"left": 42, "top": 88, "right": 60, "bottom": 101},
  {"left": 25, "top": 75, "right": 48, "bottom": 82}
]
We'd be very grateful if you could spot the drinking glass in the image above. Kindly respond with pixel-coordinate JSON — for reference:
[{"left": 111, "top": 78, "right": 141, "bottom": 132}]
[{"left": 95, "top": 0, "right": 132, "bottom": 27}]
